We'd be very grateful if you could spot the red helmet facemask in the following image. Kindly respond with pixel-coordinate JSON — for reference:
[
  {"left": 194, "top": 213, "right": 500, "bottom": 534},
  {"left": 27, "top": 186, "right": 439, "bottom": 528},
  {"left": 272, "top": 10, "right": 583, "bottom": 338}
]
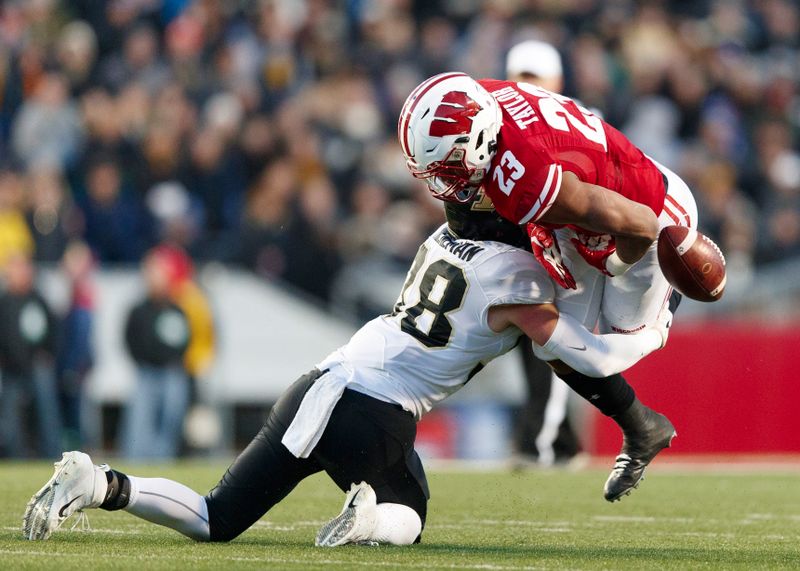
[{"left": 406, "top": 147, "right": 486, "bottom": 203}]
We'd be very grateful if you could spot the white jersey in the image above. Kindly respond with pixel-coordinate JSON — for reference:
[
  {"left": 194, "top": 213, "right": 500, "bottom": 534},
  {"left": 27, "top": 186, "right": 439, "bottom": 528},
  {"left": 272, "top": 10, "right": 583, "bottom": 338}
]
[{"left": 317, "top": 224, "right": 554, "bottom": 420}]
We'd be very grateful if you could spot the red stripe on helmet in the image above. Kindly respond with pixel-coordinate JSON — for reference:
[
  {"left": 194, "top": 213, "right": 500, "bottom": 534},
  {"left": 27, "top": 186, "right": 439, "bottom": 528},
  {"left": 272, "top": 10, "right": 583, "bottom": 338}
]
[{"left": 398, "top": 72, "right": 468, "bottom": 159}]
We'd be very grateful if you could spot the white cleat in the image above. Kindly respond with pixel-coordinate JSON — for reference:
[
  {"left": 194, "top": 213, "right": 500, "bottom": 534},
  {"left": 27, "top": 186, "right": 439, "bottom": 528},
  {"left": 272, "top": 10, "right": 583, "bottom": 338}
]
[
  {"left": 22, "top": 451, "right": 108, "bottom": 540},
  {"left": 315, "top": 482, "right": 378, "bottom": 547}
]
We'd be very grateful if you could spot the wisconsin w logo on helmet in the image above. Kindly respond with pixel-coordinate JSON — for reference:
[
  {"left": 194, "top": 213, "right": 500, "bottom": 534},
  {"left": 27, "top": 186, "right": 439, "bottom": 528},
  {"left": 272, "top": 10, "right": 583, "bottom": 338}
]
[{"left": 429, "top": 92, "right": 483, "bottom": 138}]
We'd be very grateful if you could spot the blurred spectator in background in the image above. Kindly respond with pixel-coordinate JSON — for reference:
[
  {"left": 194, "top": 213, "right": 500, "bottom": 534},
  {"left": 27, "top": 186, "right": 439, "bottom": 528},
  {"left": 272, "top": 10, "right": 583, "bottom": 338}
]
[
  {"left": 99, "top": 23, "right": 169, "bottom": 95},
  {"left": 156, "top": 243, "right": 217, "bottom": 453},
  {"left": 121, "top": 245, "right": 191, "bottom": 460},
  {"left": 688, "top": 160, "right": 757, "bottom": 284},
  {"left": 505, "top": 39, "right": 581, "bottom": 468},
  {"left": 27, "top": 167, "right": 82, "bottom": 263},
  {"left": 56, "top": 19, "right": 99, "bottom": 97},
  {"left": 11, "top": 72, "right": 84, "bottom": 171},
  {"left": 78, "top": 155, "right": 151, "bottom": 263},
  {"left": 0, "top": 253, "right": 59, "bottom": 458},
  {"left": 0, "top": 168, "right": 34, "bottom": 269},
  {"left": 145, "top": 181, "right": 204, "bottom": 255},
  {"left": 155, "top": 243, "right": 215, "bottom": 396},
  {"left": 506, "top": 39, "right": 564, "bottom": 92},
  {"left": 56, "top": 241, "right": 96, "bottom": 451},
  {"left": 236, "top": 159, "right": 341, "bottom": 301},
  {"left": 330, "top": 198, "right": 433, "bottom": 322}
]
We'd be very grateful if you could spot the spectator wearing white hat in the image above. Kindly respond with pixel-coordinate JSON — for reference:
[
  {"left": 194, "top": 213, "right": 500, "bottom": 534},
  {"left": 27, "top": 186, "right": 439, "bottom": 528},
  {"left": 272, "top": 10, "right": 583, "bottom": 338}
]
[{"left": 505, "top": 40, "right": 564, "bottom": 93}]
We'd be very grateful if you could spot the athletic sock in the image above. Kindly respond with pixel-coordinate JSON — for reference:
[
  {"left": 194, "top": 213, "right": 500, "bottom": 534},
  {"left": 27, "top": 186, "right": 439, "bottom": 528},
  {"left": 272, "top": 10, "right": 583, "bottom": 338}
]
[
  {"left": 609, "top": 396, "right": 655, "bottom": 433},
  {"left": 558, "top": 371, "right": 635, "bottom": 417},
  {"left": 370, "top": 503, "right": 422, "bottom": 545},
  {"left": 122, "top": 476, "right": 211, "bottom": 541}
]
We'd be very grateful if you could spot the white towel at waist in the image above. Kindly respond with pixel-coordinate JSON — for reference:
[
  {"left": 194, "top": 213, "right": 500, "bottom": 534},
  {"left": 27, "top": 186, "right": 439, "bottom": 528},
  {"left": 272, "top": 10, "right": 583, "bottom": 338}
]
[{"left": 281, "top": 368, "right": 348, "bottom": 458}]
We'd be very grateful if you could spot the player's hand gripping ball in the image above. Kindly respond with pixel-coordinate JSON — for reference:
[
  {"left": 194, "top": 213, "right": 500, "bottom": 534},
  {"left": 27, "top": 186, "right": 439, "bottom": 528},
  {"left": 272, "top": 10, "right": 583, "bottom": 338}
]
[{"left": 657, "top": 226, "right": 726, "bottom": 302}]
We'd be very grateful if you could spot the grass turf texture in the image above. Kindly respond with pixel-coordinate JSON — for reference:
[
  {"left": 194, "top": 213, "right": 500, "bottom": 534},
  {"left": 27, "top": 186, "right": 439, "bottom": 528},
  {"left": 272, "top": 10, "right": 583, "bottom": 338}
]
[{"left": 1, "top": 461, "right": 798, "bottom": 570}]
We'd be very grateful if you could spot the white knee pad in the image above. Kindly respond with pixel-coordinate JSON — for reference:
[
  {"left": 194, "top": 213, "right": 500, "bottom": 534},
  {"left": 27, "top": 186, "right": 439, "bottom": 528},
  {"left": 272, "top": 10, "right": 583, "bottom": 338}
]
[{"left": 371, "top": 503, "right": 422, "bottom": 545}]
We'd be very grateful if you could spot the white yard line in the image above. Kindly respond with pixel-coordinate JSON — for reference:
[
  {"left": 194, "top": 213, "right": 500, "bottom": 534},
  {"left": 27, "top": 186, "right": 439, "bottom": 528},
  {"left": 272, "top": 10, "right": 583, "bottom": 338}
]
[
  {"left": 0, "top": 549, "right": 551, "bottom": 570},
  {"left": 591, "top": 516, "right": 696, "bottom": 524}
]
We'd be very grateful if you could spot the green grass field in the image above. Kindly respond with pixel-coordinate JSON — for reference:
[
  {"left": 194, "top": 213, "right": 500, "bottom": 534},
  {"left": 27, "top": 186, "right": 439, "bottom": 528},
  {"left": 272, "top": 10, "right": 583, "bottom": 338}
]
[{"left": 1, "top": 461, "right": 799, "bottom": 570}]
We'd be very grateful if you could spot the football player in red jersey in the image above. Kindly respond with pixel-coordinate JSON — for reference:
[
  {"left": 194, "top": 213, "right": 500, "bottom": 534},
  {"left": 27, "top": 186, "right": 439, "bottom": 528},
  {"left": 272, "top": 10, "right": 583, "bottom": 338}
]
[{"left": 398, "top": 72, "right": 698, "bottom": 501}]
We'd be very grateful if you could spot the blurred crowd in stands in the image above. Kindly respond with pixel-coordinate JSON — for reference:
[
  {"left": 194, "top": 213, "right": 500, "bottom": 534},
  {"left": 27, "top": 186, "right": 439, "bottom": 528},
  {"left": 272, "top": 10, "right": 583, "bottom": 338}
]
[
  {"left": 0, "top": 0, "right": 796, "bottom": 306},
  {"left": 0, "top": 0, "right": 799, "bottom": 456}
]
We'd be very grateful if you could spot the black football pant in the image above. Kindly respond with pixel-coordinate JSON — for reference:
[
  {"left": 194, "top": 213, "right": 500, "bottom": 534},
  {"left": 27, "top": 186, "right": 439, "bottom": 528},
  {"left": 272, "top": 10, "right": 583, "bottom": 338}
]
[{"left": 204, "top": 369, "right": 429, "bottom": 542}]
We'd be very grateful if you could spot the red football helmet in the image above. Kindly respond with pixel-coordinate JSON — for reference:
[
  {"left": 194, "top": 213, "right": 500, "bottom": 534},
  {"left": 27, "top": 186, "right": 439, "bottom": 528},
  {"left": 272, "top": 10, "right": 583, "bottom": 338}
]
[{"left": 398, "top": 72, "right": 501, "bottom": 203}]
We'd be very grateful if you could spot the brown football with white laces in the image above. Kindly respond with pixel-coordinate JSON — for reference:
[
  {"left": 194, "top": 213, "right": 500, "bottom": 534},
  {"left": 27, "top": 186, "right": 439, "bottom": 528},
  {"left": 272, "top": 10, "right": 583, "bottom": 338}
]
[{"left": 657, "top": 226, "right": 726, "bottom": 302}]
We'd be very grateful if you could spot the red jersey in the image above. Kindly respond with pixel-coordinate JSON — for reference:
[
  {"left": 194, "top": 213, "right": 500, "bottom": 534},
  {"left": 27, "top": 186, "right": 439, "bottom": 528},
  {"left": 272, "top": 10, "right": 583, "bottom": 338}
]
[{"left": 477, "top": 79, "right": 666, "bottom": 226}]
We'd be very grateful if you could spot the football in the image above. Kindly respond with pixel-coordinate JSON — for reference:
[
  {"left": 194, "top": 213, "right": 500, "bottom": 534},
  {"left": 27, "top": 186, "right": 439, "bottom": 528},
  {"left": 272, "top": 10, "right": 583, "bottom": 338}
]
[{"left": 657, "top": 226, "right": 726, "bottom": 302}]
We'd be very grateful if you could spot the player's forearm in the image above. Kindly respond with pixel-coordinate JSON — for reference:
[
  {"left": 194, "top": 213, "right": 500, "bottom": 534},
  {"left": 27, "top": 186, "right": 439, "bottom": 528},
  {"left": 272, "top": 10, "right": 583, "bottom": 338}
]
[
  {"left": 581, "top": 188, "right": 658, "bottom": 263},
  {"left": 615, "top": 232, "right": 655, "bottom": 265},
  {"left": 534, "top": 312, "right": 661, "bottom": 378},
  {"left": 542, "top": 172, "right": 659, "bottom": 263}
]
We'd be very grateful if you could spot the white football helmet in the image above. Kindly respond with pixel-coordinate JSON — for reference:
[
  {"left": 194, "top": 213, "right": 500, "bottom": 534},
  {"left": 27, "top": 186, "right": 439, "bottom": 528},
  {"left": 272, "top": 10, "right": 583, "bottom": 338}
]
[{"left": 398, "top": 72, "right": 501, "bottom": 203}]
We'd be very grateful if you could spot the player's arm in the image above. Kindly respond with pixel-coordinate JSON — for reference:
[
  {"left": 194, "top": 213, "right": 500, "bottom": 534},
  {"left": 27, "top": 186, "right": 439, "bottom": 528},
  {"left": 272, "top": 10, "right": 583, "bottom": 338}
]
[
  {"left": 539, "top": 171, "right": 659, "bottom": 265},
  {"left": 488, "top": 302, "right": 666, "bottom": 378}
]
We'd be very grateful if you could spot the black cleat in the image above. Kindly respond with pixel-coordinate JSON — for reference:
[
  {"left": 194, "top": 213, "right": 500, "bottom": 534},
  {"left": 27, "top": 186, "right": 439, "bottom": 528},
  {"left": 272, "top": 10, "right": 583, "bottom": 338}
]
[{"left": 604, "top": 400, "right": 676, "bottom": 502}]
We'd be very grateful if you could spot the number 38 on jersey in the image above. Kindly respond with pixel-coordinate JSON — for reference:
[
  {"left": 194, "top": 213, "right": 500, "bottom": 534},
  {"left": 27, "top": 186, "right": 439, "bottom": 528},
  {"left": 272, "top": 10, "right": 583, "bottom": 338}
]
[{"left": 391, "top": 245, "right": 467, "bottom": 349}]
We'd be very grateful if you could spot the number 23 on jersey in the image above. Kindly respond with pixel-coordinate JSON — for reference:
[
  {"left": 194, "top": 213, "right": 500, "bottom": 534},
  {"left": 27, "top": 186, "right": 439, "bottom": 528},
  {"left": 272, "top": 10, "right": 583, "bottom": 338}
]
[{"left": 493, "top": 150, "right": 525, "bottom": 196}]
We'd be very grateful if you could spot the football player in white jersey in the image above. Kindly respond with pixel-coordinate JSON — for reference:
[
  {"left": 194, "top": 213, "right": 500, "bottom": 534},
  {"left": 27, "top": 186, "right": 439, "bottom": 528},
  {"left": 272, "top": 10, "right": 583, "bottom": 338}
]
[{"left": 22, "top": 201, "right": 671, "bottom": 547}]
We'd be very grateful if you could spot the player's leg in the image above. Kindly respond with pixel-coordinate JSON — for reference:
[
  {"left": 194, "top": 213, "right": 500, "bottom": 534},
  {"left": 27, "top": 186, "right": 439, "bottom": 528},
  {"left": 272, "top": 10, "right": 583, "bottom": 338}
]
[
  {"left": 540, "top": 224, "right": 682, "bottom": 500},
  {"left": 552, "top": 365, "right": 674, "bottom": 493},
  {"left": 22, "top": 449, "right": 218, "bottom": 541},
  {"left": 590, "top": 289, "right": 681, "bottom": 501},
  {"left": 114, "top": 369, "right": 325, "bottom": 541},
  {"left": 202, "top": 369, "right": 326, "bottom": 541},
  {"left": 515, "top": 340, "right": 579, "bottom": 466},
  {"left": 531, "top": 360, "right": 674, "bottom": 501},
  {"left": 312, "top": 389, "right": 427, "bottom": 546},
  {"left": 23, "top": 370, "right": 326, "bottom": 542},
  {"left": 551, "top": 241, "right": 680, "bottom": 500},
  {"left": 591, "top": 168, "right": 696, "bottom": 500}
]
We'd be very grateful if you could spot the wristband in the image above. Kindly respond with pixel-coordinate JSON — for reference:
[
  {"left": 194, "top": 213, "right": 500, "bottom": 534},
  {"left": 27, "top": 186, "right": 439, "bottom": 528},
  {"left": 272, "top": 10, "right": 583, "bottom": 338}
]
[{"left": 605, "top": 251, "right": 634, "bottom": 276}]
